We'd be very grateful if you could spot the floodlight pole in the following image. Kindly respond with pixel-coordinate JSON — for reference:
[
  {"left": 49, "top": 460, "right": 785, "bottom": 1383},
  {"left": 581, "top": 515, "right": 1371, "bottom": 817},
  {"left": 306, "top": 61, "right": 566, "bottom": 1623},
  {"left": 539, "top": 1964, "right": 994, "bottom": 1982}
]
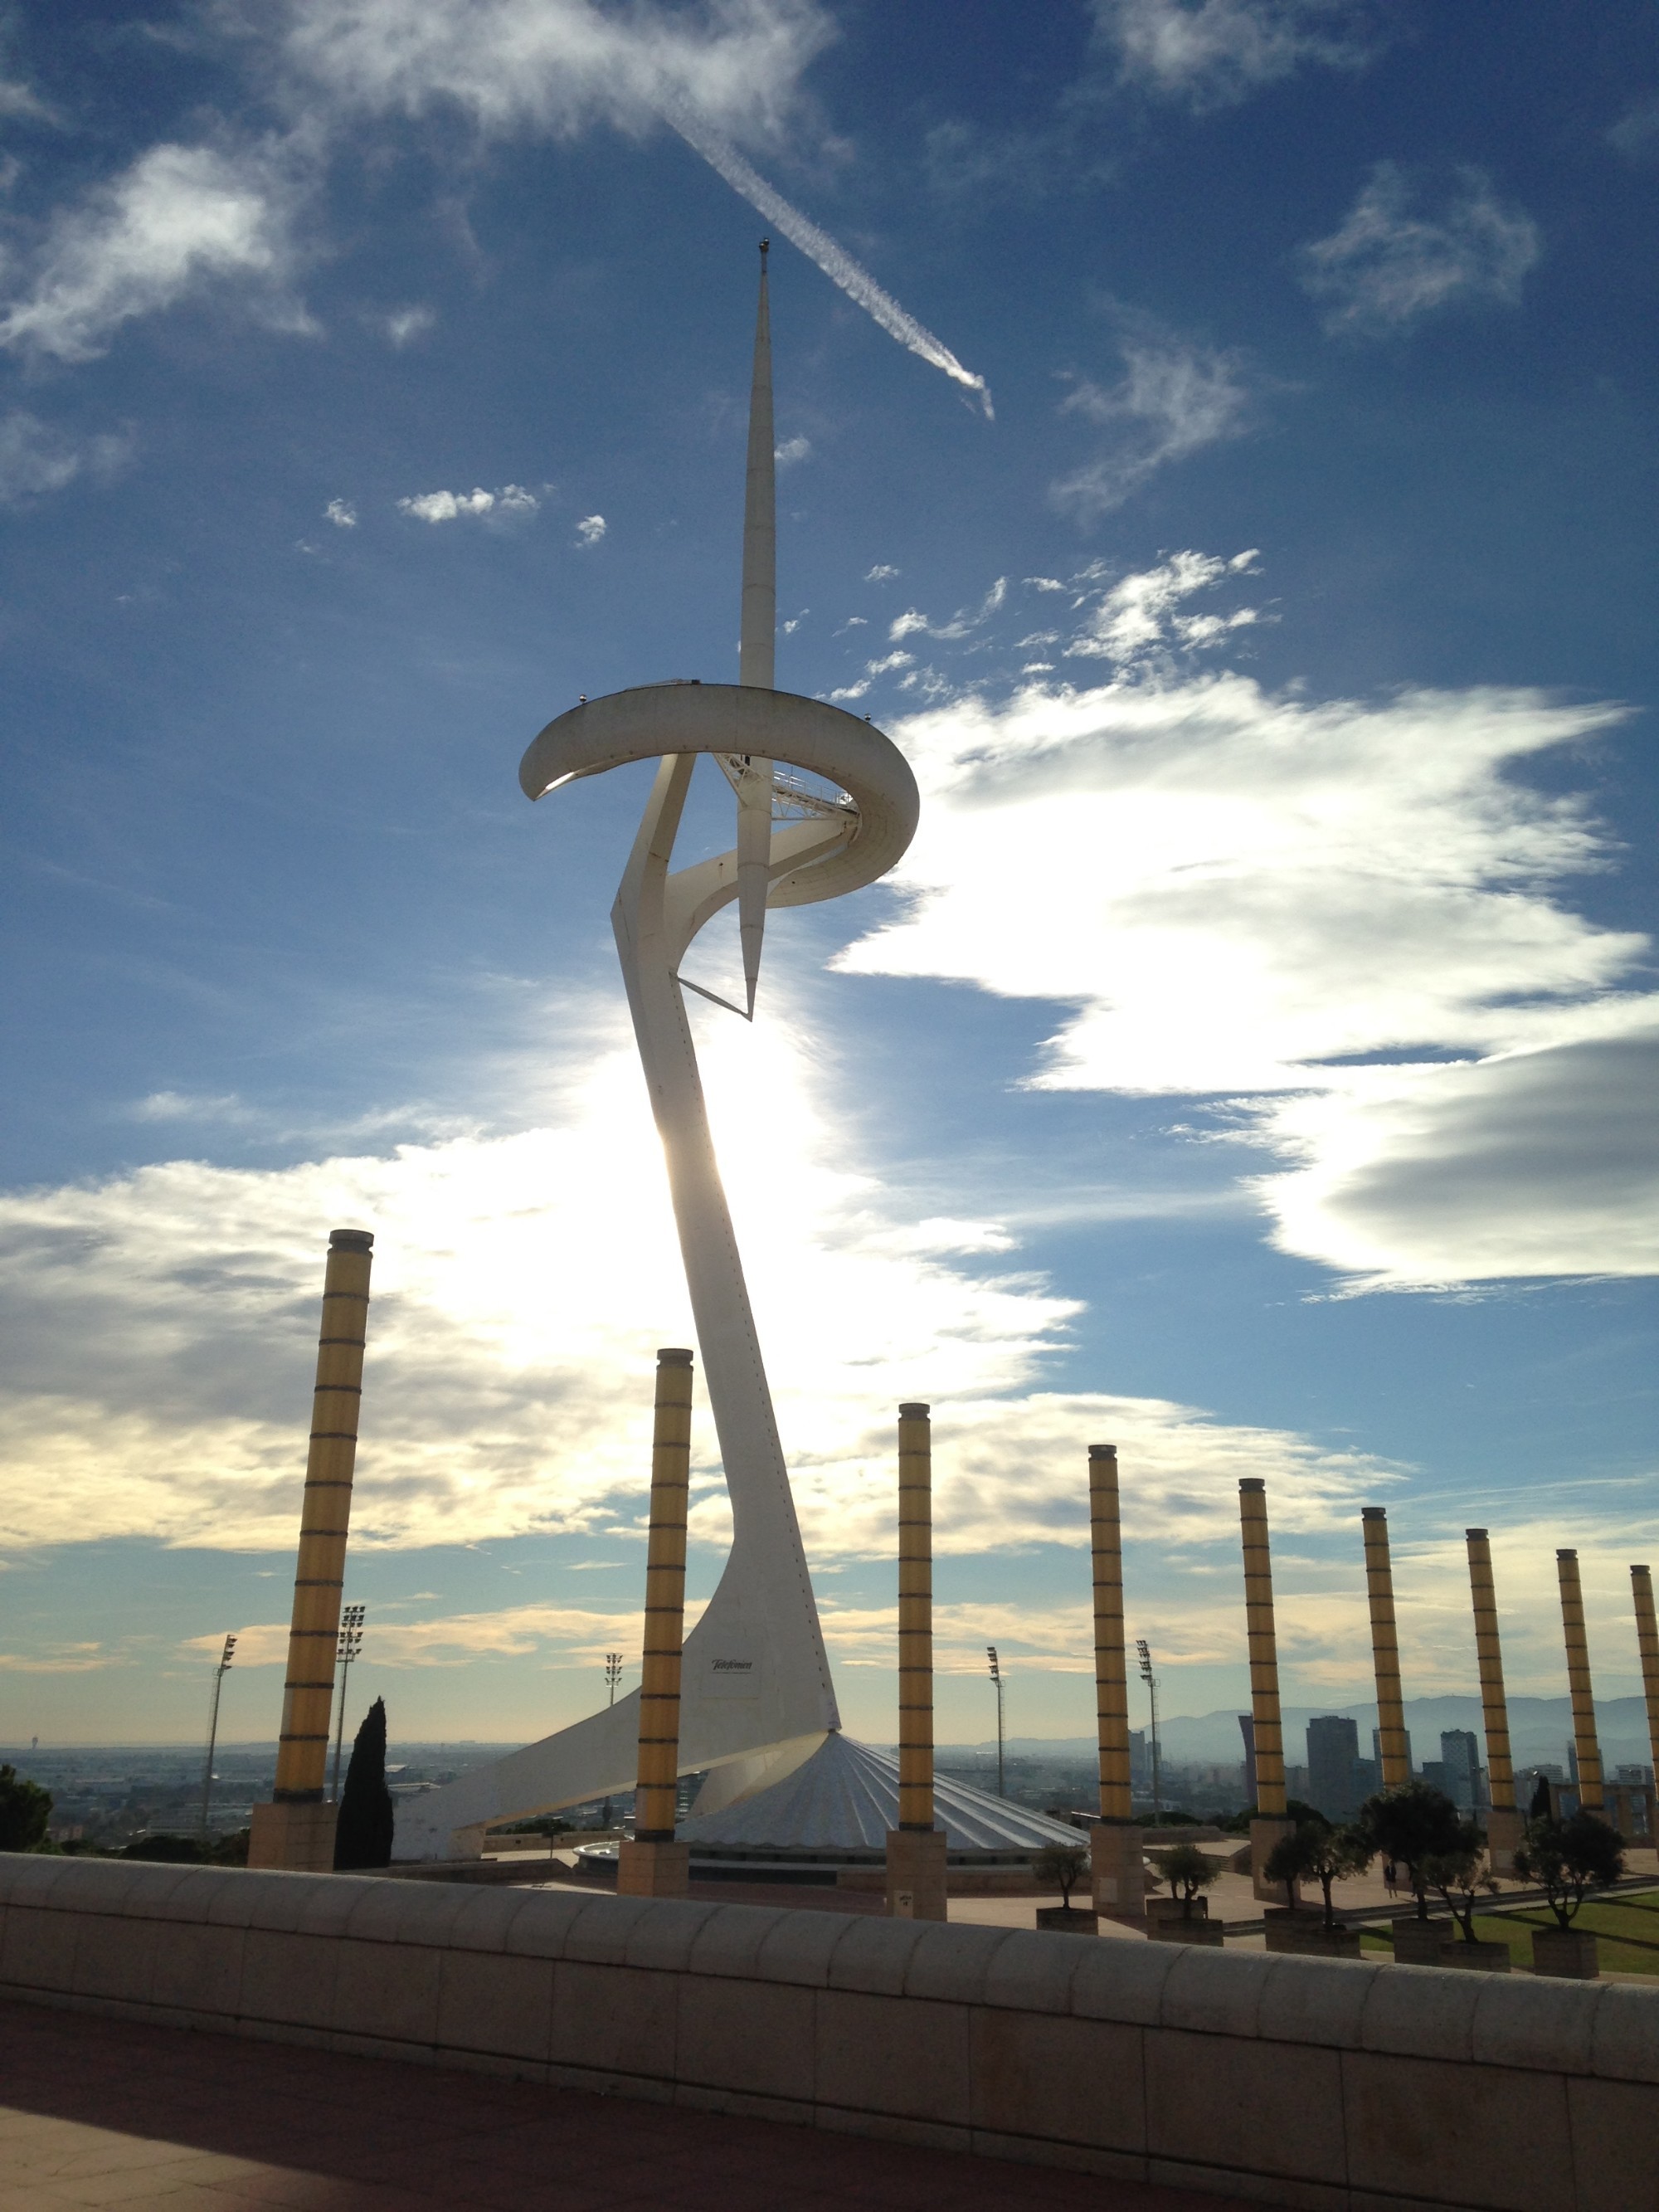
[
  {"left": 331, "top": 1604, "right": 366, "bottom": 1803},
  {"left": 198, "top": 1635, "right": 237, "bottom": 1845},
  {"left": 606, "top": 1652, "right": 624, "bottom": 1706},
  {"left": 1137, "top": 1638, "right": 1162, "bottom": 1822},
  {"left": 986, "top": 1645, "right": 1005, "bottom": 1796}
]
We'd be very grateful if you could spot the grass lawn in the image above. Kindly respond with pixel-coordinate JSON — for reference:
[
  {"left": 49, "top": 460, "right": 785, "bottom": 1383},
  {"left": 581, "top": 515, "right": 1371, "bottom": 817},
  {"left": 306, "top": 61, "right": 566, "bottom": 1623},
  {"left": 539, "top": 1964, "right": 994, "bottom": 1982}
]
[{"left": 1359, "top": 1889, "right": 1659, "bottom": 1975}]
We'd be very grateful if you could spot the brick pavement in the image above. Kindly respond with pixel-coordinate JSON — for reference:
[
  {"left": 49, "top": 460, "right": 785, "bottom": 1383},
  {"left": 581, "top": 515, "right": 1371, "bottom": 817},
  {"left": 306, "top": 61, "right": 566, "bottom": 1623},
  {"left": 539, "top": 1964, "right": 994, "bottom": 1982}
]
[{"left": 0, "top": 1998, "right": 1272, "bottom": 2212}]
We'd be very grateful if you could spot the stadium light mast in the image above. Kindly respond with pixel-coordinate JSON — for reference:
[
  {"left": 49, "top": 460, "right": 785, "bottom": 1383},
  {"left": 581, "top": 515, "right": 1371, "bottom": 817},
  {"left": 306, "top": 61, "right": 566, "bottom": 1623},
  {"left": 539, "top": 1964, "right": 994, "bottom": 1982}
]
[
  {"left": 606, "top": 1652, "right": 624, "bottom": 1706},
  {"left": 986, "top": 1644, "right": 1005, "bottom": 1796},
  {"left": 1136, "top": 1637, "right": 1162, "bottom": 1822},
  {"left": 331, "top": 1605, "right": 366, "bottom": 1803},
  {"left": 198, "top": 1634, "right": 237, "bottom": 1845}
]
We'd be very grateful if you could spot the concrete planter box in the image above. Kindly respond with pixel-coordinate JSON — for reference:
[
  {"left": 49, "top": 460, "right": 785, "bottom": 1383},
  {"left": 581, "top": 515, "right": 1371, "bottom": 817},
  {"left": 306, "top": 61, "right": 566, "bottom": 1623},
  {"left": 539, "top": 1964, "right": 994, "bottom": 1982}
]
[
  {"left": 1034, "top": 1906, "right": 1097, "bottom": 1935},
  {"left": 1389, "top": 1915, "right": 1454, "bottom": 1965},
  {"left": 1264, "top": 1912, "right": 1360, "bottom": 1959},
  {"left": 1532, "top": 1925, "right": 1600, "bottom": 1980},
  {"left": 1147, "top": 1893, "right": 1209, "bottom": 1922},
  {"left": 1149, "top": 1915, "right": 1224, "bottom": 1946},
  {"left": 1438, "top": 1937, "right": 1511, "bottom": 1973}
]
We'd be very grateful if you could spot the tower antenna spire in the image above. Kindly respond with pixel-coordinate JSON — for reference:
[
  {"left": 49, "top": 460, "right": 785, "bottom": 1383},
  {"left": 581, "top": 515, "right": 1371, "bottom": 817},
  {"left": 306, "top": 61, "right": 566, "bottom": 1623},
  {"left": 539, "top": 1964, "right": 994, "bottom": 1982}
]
[
  {"left": 739, "top": 238, "right": 775, "bottom": 688},
  {"left": 734, "top": 239, "right": 775, "bottom": 1014}
]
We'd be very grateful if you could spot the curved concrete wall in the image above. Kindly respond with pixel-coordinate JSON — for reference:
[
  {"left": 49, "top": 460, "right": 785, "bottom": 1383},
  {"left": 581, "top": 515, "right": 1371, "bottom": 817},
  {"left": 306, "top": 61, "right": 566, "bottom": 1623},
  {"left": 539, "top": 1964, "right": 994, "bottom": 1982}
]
[{"left": 2, "top": 1854, "right": 1655, "bottom": 2210}]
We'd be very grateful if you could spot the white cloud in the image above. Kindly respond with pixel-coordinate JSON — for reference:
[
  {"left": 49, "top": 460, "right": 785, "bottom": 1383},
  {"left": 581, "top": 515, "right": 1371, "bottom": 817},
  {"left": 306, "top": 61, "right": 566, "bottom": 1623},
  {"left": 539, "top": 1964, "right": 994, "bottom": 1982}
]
[
  {"left": 886, "top": 579, "right": 1007, "bottom": 646},
  {"left": 129, "top": 1091, "right": 258, "bottom": 1126},
  {"left": 1607, "top": 96, "right": 1659, "bottom": 163},
  {"left": 1299, "top": 164, "right": 1540, "bottom": 334},
  {"left": 398, "top": 483, "right": 538, "bottom": 524},
  {"left": 1065, "top": 548, "right": 1261, "bottom": 666},
  {"left": 1053, "top": 325, "right": 1252, "bottom": 520},
  {"left": 0, "top": 140, "right": 305, "bottom": 362},
  {"left": 382, "top": 303, "right": 435, "bottom": 345},
  {"left": 1091, "top": 0, "right": 1374, "bottom": 110},
  {"left": 574, "top": 513, "right": 606, "bottom": 545},
  {"left": 0, "top": 411, "right": 129, "bottom": 505},
  {"left": 0, "top": 1002, "right": 1394, "bottom": 1558},
  {"left": 275, "top": 0, "right": 833, "bottom": 147},
  {"left": 865, "top": 563, "right": 899, "bottom": 582},
  {"left": 774, "top": 433, "right": 811, "bottom": 468},
  {"left": 835, "top": 628, "right": 1652, "bottom": 1287},
  {"left": 324, "top": 496, "right": 357, "bottom": 528}
]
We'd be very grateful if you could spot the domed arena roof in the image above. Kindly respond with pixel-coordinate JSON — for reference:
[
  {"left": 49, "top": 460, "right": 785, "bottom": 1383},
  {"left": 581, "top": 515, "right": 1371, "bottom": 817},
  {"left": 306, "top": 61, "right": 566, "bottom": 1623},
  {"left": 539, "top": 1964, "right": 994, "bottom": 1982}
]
[{"left": 677, "top": 1731, "right": 1086, "bottom": 1855}]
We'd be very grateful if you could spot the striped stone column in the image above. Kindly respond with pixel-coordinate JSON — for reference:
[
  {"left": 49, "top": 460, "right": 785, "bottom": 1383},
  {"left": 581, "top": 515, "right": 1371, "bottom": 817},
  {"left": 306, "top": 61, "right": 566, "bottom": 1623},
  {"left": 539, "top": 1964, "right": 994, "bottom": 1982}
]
[
  {"left": 618, "top": 1349, "right": 693, "bottom": 1896},
  {"left": 1631, "top": 1565, "right": 1659, "bottom": 1799},
  {"left": 1241, "top": 1479, "right": 1295, "bottom": 1900},
  {"left": 886, "top": 1401, "right": 946, "bottom": 1918},
  {"left": 1363, "top": 1508, "right": 1410, "bottom": 1788},
  {"left": 1466, "top": 1528, "right": 1520, "bottom": 1868},
  {"left": 250, "top": 1228, "right": 373, "bottom": 1870},
  {"left": 1088, "top": 1445, "right": 1143, "bottom": 1921},
  {"left": 1557, "top": 1550, "right": 1604, "bottom": 1813}
]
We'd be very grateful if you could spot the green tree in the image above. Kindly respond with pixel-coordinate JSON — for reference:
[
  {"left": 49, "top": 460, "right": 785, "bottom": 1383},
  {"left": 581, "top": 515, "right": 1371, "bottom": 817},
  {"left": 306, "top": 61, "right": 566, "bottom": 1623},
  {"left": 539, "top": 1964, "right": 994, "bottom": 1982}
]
[
  {"left": 1514, "top": 1810, "right": 1625, "bottom": 1929},
  {"left": 1150, "top": 1840, "right": 1221, "bottom": 1920},
  {"left": 334, "top": 1697, "right": 395, "bottom": 1870},
  {"left": 1265, "top": 1820, "right": 1374, "bottom": 1928},
  {"left": 1358, "top": 1781, "right": 1464, "bottom": 1921},
  {"left": 1419, "top": 1818, "right": 1498, "bottom": 1943},
  {"left": 1032, "top": 1843, "right": 1088, "bottom": 1912},
  {"left": 0, "top": 1763, "right": 52, "bottom": 1854}
]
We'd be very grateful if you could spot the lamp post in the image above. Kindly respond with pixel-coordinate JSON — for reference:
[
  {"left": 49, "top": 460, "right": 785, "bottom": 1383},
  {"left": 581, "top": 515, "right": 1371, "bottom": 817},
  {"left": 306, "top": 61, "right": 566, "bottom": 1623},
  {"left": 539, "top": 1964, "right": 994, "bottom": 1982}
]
[
  {"left": 1136, "top": 1637, "right": 1162, "bottom": 1822},
  {"left": 198, "top": 1635, "right": 236, "bottom": 1845},
  {"left": 986, "top": 1644, "right": 1005, "bottom": 1796},
  {"left": 331, "top": 1604, "right": 366, "bottom": 1803},
  {"left": 606, "top": 1651, "right": 624, "bottom": 1705}
]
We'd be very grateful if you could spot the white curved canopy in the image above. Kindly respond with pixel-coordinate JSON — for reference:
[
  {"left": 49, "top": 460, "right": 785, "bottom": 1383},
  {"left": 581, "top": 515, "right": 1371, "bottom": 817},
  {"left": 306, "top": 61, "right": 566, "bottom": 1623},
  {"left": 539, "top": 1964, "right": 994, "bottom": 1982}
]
[{"left": 518, "top": 681, "right": 919, "bottom": 907}]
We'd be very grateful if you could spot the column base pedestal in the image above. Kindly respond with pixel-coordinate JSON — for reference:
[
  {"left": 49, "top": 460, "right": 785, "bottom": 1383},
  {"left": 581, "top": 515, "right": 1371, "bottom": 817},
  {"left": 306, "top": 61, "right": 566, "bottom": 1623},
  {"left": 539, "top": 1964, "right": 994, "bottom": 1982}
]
[
  {"left": 616, "top": 1839, "right": 690, "bottom": 1897},
  {"left": 1250, "top": 1815, "right": 1299, "bottom": 1904},
  {"left": 248, "top": 1799, "right": 338, "bottom": 1873},
  {"left": 1486, "top": 1804, "right": 1524, "bottom": 1877},
  {"left": 1090, "top": 1822, "right": 1146, "bottom": 1925},
  {"left": 885, "top": 1829, "right": 947, "bottom": 1921}
]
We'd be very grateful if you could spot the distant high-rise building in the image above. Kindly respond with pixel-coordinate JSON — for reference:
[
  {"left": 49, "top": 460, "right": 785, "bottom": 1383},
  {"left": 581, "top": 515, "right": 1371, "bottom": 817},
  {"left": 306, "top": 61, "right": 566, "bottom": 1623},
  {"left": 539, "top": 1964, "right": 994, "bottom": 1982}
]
[
  {"left": 1307, "top": 1715, "right": 1368, "bottom": 1820},
  {"left": 1374, "top": 1725, "right": 1413, "bottom": 1778},
  {"left": 1440, "top": 1729, "right": 1483, "bottom": 1811},
  {"left": 1129, "top": 1728, "right": 1149, "bottom": 1790}
]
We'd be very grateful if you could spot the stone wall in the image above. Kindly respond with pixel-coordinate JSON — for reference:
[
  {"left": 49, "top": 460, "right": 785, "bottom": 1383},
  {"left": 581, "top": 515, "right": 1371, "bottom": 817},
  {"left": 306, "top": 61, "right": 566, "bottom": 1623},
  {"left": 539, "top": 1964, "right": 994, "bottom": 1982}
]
[{"left": 2, "top": 1854, "right": 1655, "bottom": 2210}]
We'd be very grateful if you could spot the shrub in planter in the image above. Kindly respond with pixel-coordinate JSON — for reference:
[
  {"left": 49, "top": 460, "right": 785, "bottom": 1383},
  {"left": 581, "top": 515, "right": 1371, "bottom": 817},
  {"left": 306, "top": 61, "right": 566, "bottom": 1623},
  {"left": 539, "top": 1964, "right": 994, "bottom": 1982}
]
[
  {"left": 1032, "top": 1843, "right": 1089, "bottom": 1916},
  {"left": 1264, "top": 1816, "right": 1374, "bottom": 1932},
  {"left": 1513, "top": 1809, "right": 1623, "bottom": 1983},
  {"left": 1148, "top": 1840, "right": 1221, "bottom": 1927},
  {"left": 1421, "top": 1821, "right": 1501, "bottom": 1958},
  {"left": 1359, "top": 1781, "right": 1466, "bottom": 1931}
]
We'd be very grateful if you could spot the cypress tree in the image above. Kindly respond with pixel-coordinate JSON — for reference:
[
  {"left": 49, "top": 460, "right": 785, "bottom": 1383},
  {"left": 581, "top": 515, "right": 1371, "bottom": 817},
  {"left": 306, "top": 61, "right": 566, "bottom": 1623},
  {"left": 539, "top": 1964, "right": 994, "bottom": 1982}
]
[{"left": 333, "top": 1697, "right": 395, "bottom": 1869}]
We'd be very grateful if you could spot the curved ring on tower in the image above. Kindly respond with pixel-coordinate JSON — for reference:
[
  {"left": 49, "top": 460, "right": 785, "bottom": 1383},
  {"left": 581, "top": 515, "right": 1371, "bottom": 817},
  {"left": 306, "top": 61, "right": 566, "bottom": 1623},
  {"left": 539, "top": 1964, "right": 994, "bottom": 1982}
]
[{"left": 519, "top": 681, "right": 919, "bottom": 910}]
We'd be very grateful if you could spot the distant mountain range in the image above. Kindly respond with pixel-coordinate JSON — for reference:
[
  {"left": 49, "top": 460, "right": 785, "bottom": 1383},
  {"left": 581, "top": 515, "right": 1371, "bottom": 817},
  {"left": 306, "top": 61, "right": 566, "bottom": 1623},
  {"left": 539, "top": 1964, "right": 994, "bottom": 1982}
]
[{"left": 941, "top": 1695, "right": 1657, "bottom": 1772}]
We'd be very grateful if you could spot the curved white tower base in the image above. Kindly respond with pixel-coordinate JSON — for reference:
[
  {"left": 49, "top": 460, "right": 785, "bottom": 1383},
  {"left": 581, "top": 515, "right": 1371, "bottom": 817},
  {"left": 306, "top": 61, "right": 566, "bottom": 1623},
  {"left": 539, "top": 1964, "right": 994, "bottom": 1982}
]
[{"left": 393, "top": 251, "right": 918, "bottom": 1863}]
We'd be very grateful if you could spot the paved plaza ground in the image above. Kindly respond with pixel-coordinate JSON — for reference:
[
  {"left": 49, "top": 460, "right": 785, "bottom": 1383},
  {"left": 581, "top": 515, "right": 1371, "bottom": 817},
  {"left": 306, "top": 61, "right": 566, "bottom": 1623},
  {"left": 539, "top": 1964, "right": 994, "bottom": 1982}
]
[{"left": 0, "top": 2000, "right": 1265, "bottom": 2212}]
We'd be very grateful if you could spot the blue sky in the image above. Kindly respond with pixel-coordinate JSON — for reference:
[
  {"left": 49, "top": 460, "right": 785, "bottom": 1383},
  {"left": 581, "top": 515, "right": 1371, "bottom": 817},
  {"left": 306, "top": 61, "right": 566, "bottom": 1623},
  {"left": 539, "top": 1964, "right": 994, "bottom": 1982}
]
[{"left": 2, "top": 0, "right": 1657, "bottom": 1753}]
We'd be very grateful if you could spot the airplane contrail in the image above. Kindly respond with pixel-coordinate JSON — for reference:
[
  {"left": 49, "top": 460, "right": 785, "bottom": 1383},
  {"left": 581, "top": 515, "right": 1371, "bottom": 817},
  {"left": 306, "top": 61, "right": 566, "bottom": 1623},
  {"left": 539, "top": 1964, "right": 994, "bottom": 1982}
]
[{"left": 664, "top": 104, "right": 994, "bottom": 420}]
